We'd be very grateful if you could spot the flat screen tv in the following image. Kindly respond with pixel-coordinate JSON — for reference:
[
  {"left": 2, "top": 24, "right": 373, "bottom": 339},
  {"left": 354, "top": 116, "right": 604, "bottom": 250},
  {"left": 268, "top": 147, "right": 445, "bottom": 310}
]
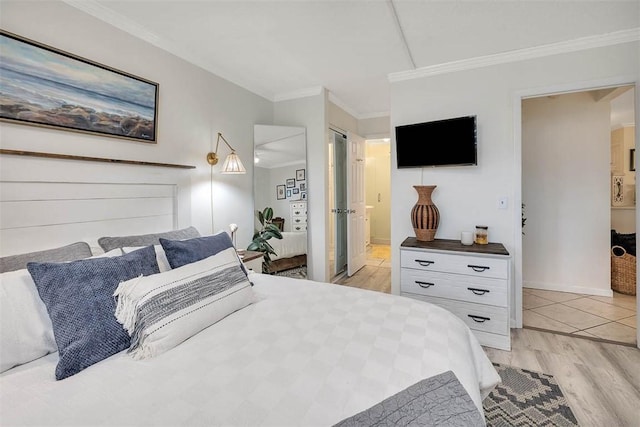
[{"left": 395, "top": 115, "right": 477, "bottom": 168}]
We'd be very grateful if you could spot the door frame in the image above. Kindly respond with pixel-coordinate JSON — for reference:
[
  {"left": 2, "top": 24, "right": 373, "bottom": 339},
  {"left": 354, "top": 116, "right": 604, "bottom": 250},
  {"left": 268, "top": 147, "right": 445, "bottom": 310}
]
[{"left": 513, "top": 76, "right": 639, "bottom": 348}]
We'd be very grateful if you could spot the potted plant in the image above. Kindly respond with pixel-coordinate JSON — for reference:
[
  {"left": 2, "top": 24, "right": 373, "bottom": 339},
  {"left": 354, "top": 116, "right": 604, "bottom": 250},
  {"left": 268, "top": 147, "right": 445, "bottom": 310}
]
[{"left": 247, "top": 207, "right": 282, "bottom": 272}]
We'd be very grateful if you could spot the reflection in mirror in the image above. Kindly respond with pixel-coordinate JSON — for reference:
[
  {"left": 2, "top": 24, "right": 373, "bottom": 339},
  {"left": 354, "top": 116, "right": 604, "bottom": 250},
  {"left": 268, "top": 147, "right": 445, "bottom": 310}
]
[{"left": 253, "top": 125, "right": 307, "bottom": 278}]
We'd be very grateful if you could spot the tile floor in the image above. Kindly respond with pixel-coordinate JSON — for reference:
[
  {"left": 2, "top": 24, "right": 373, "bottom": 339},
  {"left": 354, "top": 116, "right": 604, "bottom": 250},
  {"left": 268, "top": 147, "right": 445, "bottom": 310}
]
[{"left": 523, "top": 287, "right": 637, "bottom": 345}]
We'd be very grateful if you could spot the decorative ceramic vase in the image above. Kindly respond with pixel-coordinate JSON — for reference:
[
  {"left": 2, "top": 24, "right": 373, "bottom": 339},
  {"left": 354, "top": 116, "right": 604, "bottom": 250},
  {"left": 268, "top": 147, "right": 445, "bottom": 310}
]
[{"left": 411, "top": 185, "right": 439, "bottom": 241}]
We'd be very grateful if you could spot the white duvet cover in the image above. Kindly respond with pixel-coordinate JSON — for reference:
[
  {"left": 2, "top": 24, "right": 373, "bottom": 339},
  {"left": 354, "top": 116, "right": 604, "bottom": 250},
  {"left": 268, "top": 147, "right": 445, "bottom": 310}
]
[
  {"left": 0, "top": 273, "right": 499, "bottom": 427},
  {"left": 270, "top": 231, "right": 306, "bottom": 260}
]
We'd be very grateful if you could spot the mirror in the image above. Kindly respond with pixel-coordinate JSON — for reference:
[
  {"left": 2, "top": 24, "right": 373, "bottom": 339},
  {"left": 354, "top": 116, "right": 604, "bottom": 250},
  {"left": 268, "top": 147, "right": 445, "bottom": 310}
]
[{"left": 253, "top": 124, "right": 307, "bottom": 277}]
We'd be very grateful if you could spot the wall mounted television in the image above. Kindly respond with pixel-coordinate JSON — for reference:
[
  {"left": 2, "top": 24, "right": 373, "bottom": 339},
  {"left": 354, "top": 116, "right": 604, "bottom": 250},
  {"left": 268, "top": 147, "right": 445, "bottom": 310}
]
[{"left": 395, "top": 115, "right": 477, "bottom": 168}]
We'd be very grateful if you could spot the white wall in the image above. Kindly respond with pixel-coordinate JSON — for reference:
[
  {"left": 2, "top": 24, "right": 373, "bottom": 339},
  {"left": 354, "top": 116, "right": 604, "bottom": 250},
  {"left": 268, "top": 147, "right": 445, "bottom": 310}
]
[
  {"left": 358, "top": 116, "right": 391, "bottom": 138},
  {"left": 390, "top": 41, "right": 639, "bottom": 321},
  {"left": 274, "top": 92, "right": 327, "bottom": 281},
  {"left": 612, "top": 208, "right": 636, "bottom": 234},
  {"left": 0, "top": 1, "right": 273, "bottom": 249},
  {"left": 253, "top": 166, "right": 271, "bottom": 231},
  {"left": 522, "top": 92, "right": 611, "bottom": 296},
  {"left": 329, "top": 101, "right": 358, "bottom": 134}
]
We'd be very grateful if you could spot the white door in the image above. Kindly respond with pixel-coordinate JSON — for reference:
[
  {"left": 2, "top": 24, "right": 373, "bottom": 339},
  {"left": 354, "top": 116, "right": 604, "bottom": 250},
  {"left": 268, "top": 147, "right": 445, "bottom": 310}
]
[{"left": 347, "top": 131, "right": 366, "bottom": 276}]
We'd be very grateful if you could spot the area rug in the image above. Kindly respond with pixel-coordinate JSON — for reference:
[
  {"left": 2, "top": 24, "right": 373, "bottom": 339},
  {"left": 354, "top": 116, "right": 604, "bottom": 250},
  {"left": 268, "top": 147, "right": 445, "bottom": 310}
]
[
  {"left": 483, "top": 364, "right": 579, "bottom": 427},
  {"left": 273, "top": 266, "right": 307, "bottom": 279}
]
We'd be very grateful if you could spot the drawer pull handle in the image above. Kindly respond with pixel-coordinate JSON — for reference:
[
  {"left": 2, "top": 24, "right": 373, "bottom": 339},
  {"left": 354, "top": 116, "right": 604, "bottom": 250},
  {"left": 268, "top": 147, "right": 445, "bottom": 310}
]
[
  {"left": 415, "top": 281, "right": 435, "bottom": 288},
  {"left": 467, "top": 287, "right": 490, "bottom": 295},
  {"left": 468, "top": 264, "right": 490, "bottom": 272},
  {"left": 415, "top": 260, "right": 434, "bottom": 267},
  {"left": 468, "top": 314, "right": 491, "bottom": 323}
]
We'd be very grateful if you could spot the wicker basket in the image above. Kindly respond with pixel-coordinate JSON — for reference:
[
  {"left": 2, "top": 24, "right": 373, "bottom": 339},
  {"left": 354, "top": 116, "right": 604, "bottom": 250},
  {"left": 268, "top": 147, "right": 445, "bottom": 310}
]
[{"left": 611, "top": 245, "right": 636, "bottom": 295}]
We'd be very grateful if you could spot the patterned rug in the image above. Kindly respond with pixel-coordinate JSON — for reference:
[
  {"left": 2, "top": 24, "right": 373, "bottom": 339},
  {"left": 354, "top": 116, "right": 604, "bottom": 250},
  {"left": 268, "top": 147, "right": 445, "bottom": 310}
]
[
  {"left": 483, "top": 364, "right": 579, "bottom": 427},
  {"left": 273, "top": 266, "right": 307, "bottom": 279}
]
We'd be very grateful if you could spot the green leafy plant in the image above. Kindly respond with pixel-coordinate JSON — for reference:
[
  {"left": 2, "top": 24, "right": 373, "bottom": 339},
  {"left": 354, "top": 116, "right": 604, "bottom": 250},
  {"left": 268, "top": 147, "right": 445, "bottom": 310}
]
[{"left": 247, "top": 207, "right": 283, "bottom": 270}]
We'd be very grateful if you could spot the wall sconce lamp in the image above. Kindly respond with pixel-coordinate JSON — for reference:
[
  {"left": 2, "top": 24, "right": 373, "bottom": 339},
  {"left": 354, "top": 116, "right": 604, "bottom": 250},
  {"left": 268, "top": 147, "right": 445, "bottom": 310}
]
[{"left": 207, "top": 132, "right": 246, "bottom": 174}]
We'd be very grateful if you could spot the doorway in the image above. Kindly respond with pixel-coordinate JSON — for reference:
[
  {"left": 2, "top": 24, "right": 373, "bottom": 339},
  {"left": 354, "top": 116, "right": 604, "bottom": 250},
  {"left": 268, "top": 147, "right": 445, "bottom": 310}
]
[
  {"left": 328, "top": 130, "right": 348, "bottom": 279},
  {"left": 521, "top": 85, "right": 637, "bottom": 346},
  {"left": 333, "top": 136, "right": 392, "bottom": 292},
  {"left": 364, "top": 137, "right": 392, "bottom": 275}
]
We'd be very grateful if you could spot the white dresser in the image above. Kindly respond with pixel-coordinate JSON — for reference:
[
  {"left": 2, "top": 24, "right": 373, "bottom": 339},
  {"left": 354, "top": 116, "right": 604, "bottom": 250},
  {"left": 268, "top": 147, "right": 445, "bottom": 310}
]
[
  {"left": 400, "top": 237, "right": 511, "bottom": 350},
  {"left": 289, "top": 201, "right": 307, "bottom": 231}
]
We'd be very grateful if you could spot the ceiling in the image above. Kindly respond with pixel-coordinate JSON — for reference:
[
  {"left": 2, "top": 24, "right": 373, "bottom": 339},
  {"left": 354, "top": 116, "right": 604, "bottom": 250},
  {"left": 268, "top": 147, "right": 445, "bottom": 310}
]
[{"left": 67, "top": 1, "right": 639, "bottom": 119}]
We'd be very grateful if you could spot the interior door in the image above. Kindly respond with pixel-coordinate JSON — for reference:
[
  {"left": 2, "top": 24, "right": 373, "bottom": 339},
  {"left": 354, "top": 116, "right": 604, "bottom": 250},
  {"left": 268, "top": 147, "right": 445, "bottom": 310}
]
[{"left": 347, "top": 131, "right": 366, "bottom": 276}]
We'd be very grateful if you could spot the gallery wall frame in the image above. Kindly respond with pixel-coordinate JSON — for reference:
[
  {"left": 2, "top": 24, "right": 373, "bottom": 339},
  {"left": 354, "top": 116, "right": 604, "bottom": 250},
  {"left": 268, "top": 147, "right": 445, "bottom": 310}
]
[
  {"left": 276, "top": 185, "right": 286, "bottom": 200},
  {"left": 286, "top": 178, "right": 295, "bottom": 188},
  {"left": 296, "top": 169, "right": 305, "bottom": 181},
  {"left": 0, "top": 30, "right": 159, "bottom": 143}
]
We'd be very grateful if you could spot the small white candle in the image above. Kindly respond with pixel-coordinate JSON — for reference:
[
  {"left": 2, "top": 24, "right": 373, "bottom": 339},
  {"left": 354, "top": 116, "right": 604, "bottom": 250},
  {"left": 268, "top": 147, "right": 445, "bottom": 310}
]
[{"left": 461, "top": 231, "right": 474, "bottom": 245}]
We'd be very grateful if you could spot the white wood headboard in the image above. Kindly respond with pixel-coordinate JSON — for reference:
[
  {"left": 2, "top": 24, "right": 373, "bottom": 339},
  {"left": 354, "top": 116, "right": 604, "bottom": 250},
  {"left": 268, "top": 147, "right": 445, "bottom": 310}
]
[{"left": 0, "top": 154, "right": 192, "bottom": 256}]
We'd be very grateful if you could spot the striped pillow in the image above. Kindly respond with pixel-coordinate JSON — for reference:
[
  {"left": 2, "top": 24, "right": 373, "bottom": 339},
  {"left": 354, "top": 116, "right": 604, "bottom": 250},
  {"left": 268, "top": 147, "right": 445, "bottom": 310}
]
[{"left": 114, "top": 247, "right": 255, "bottom": 360}]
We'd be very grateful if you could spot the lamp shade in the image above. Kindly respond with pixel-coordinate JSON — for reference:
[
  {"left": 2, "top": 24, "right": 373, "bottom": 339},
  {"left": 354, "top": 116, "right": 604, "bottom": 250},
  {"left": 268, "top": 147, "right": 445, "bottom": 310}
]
[{"left": 221, "top": 151, "right": 246, "bottom": 174}]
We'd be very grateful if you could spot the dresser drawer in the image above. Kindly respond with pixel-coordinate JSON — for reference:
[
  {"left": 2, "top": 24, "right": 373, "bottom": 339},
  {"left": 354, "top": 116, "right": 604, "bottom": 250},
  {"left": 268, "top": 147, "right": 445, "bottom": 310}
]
[
  {"left": 290, "top": 204, "right": 307, "bottom": 216},
  {"left": 401, "top": 249, "right": 508, "bottom": 279},
  {"left": 292, "top": 224, "right": 307, "bottom": 231},
  {"left": 401, "top": 269, "right": 508, "bottom": 307},
  {"left": 291, "top": 216, "right": 307, "bottom": 225},
  {"left": 405, "top": 293, "right": 509, "bottom": 336}
]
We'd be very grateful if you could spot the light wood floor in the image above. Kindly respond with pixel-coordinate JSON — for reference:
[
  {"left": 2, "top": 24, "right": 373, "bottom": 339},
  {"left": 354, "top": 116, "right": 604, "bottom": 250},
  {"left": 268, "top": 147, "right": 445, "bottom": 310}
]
[
  {"left": 334, "top": 244, "right": 391, "bottom": 293},
  {"left": 485, "top": 328, "right": 640, "bottom": 427}
]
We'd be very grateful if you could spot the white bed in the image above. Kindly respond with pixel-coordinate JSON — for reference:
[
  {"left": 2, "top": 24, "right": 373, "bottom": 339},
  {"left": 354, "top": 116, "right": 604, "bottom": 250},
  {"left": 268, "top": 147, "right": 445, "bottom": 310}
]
[
  {"left": 0, "top": 166, "right": 499, "bottom": 426},
  {"left": 266, "top": 231, "right": 307, "bottom": 273},
  {"left": 0, "top": 272, "right": 499, "bottom": 426},
  {"left": 270, "top": 231, "right": 307, "bottom": 261}
]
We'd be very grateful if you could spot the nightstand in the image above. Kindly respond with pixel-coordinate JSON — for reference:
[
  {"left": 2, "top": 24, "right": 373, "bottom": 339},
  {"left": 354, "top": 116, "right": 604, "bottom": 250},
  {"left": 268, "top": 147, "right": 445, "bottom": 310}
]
[{"left": 237, "top": 250, "right": 263, "bottom": 273}]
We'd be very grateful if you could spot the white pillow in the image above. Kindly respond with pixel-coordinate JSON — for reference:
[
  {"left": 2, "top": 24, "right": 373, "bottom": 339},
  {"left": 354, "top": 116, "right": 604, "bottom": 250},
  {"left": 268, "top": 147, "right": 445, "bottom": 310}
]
[
  {"left": 0, "top": 269, "right": 57, "bottom": 373},
  {"left": 122, "top": 245, "right": 171, "bottom": 272},
  {"left": 0, "top": 247, "right": 125, "bottom": 373},
  {"left": 114, "top": 247, "right": 255, "bottom": 360}
]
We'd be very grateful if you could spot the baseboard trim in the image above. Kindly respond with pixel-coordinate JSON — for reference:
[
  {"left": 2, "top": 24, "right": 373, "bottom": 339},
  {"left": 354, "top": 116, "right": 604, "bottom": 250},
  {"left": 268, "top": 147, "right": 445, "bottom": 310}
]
[{"left": 523, "top": 281, "right": 614, "bottom": 297}]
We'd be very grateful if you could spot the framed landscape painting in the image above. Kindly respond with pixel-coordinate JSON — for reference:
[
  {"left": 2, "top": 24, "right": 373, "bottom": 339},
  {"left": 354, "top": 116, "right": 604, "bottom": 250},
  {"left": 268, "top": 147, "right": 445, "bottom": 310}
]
[{"left": 0, "top": 30, "right": 158, "bottom": 142}]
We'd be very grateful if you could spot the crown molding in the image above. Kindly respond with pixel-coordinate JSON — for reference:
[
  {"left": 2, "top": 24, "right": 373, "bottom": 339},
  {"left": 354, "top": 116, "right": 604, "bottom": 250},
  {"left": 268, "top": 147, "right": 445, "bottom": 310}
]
[
  {"left": 273, "top": 86, "right": 324, "bottom": 102},
  {"left": 63, "top": 0, "right": 160, "bottom": 44},
  {"left": 359, "top": 111, "right": 391, "bottom": 120},
  {"left": 327, "top": 92, "right": 362, "bottom": 119},
  {"left": 389, "top": 28, "right": 640, "bottom": 83},
  {"left": 63, "top": 0, "right": 275, "bottom": 101}
]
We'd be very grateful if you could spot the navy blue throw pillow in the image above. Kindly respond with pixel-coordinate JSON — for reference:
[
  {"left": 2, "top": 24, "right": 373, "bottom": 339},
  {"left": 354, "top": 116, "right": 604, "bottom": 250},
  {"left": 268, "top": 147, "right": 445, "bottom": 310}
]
[
  {"left": 160, "top": 232, "right": 251, "bottom": 279},
  {"left": 160, "top": 232, "right": 236, "bottom": 269},
  {"left": 27, "top": 246, "right": 159, "bottom": 380}
]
